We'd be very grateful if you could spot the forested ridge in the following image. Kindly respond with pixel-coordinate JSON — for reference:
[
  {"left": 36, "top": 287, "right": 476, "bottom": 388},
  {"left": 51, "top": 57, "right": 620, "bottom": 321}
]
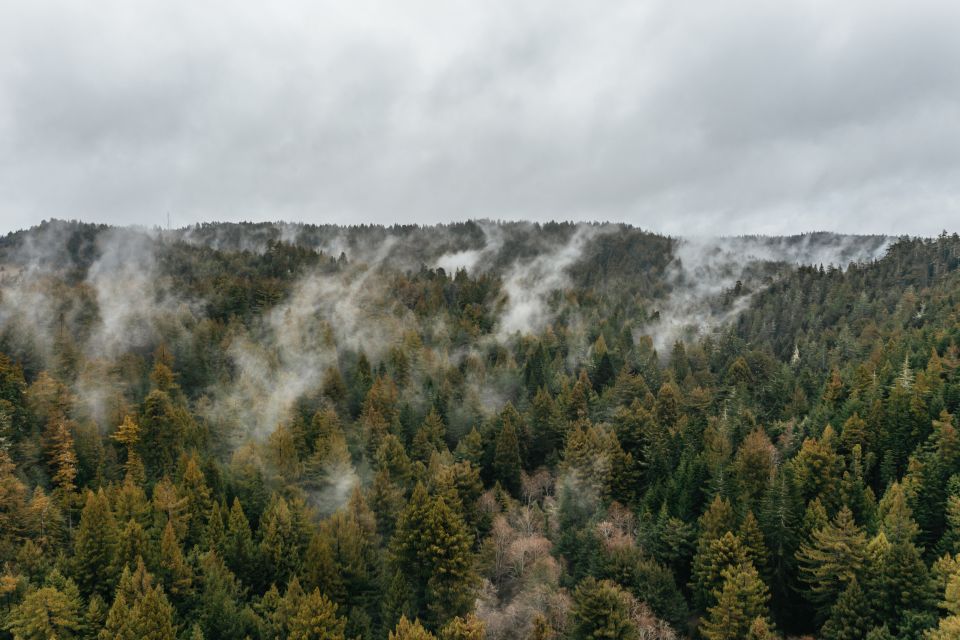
[{"left": 1, "top": 219, "right": 958, "bottom": 640}]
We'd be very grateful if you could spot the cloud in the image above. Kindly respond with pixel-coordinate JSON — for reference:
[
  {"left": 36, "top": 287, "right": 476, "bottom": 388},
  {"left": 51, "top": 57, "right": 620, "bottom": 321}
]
[
  {"left": 643, "top": 233, "right": 892, "bottom": 352},
  {"left": 1, "top": 0, "right": 960, "bottom": 234}
]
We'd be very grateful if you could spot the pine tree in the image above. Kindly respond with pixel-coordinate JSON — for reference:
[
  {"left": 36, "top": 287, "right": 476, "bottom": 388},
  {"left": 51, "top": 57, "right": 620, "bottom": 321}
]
[
  {"left": 179, "top": 454, "right": 212, "bottom": 548},
  {"left": 739, "top": 511, "right": 770, "bottom": 581},
  {"left": 796, "top": 506, "right": 868, "bottom": 614},
  {"left": 224, "top": 497, "right": 257, "bottom": 586},
  {"left": 259, "top": 494, "right": 303, "bottom": 587},
  {"left": 101, "top": 559, "right": 176, "bottom": 640},
  {"left": 195, "top": 551, "right": 247, "bottom": 639},
  {"left": 159, "top": 520, "right": 193, "bottom": 604},
  {"left": 493, "top": 418, "right": 522, "bottom": 496},
  {"left": 114, "top": 518, "right": 151, "bottom": 574},
  {"left": 439, "top": 614, "right": 485, "bottom": 640},
  {"left": 202, "top": 500, "right": 226, "bottom": 554},
  {"left": 528, "top": 388, "right": 564, "bottom": 467},
  {"left": 745, "top": 617, "right": 780, "bottom": 640},
  {"left": 7, "top": 584, "right": 83, "bottom": 640},
  {"left": 699, "top": 562, "right": 772, "bottom": 640},
  {"left": 690, "top": 531, "right": 748, "bottom": 609},
  {"left": 928, "top": 567, "right": 960, "bottom": 640},
  {"left": 413, "top": 408, "right": 447, "bottom": 462},
  {"left": 570, "top": 577, "right": 638, "bottom": 640},
  {"left": 287, "top": 588, "right": 348, "bottom": 640},
  {"left": 111, "top": 415, "right": 145, "bottom": 486},
  {"left": 733, "top": 430, "right": 776, "bottom": 510},
  {"left": 268, "top": 422, "right": 302, "bottom": 480},
  {"left": 132, "top": 584, "right": 177, "bottom": 640},
  {"left": 140, "top": 390, "right": 186, "bottom": 479},
  {"left": 74, "top": 489, "right": 119, "bottom": 598},
  {"left": 390, "top": 483, "right": 477, "bottom": 629},
  {"left": 303, "top": 491, "right": 381, "bottom": 636},
  {"left": 390, "top": 616, "right": 438, "bottom": 640},
  {"left": 871, "top": 482, "right": 936, "bottom": 632},
  {"left": 49, "top": 417, "right": 78, "bottom": 497},
  {"left": 819, "top": 578, "right": 873, "bottom": 640}
]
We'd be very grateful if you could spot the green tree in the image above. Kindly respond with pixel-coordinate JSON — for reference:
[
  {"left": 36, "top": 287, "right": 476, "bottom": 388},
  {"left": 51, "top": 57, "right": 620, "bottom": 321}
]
[
  {"left": 74, "top": 489, "right": 119, "bottom": 598},
  {"left": 6, "top": 584, "right": 83, "bottom": 640},
  {"left": 570, "top": 577, "right": 638, "bottom": 640},
  {"left": 390, "top": 483, "right": 477, "bottom": 629},
  {"left": 796, "top": 506, "right": 868, "bottom": 615},
  {"left": 690, "top": 531, "right": 748, "bottom": 610},
  {"left": 390, "top": 616, "right": 437, "bottom": 640},
  {"left": 820, "top": 577, "right": 873, "bottom": 640},
  {"left": 700, "top": 562, "right": 772, "bottom": 640},
  {"left": 493, "top": 418, "right": 522, "bottom": 496},
  {"left": 288, "top": 588, "right": 348, "bottom": 640},
  {"left": 224, "top": 497, "right": 257, "bottom": 587}
]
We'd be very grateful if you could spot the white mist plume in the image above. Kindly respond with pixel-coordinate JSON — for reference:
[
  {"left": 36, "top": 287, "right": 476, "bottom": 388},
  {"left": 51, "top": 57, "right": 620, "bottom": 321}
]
[
  {"left": 84, "top": 229, "right": 197, "bottom": 358},
  {"left": 644, "top": 233, "right": 891, "bottom": 353},
  {"left": 434, "top": 221, "right": 505, "bottom": 274},
  {"left": 203, "top": 235, "right": 414, "bottom": 440},
  {"left": 497, "top": 225, "right": 607, "bottom": 339}
]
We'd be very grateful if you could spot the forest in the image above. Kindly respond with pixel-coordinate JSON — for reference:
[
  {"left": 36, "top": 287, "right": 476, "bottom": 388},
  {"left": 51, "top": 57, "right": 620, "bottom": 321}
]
[{"left": 1, "top": 218, "right": 959, "bottom": 640}]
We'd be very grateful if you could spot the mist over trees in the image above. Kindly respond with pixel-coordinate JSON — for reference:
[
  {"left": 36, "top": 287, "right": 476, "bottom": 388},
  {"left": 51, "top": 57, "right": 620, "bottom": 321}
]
[{"left": 0, "top": 219, "right": 957, "bottom": 639}]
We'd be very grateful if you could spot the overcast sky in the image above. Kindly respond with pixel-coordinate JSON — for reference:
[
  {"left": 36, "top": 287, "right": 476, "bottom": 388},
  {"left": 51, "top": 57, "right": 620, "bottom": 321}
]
[{"left": 2, "top": 0, "right": 959, "bottom": 236}]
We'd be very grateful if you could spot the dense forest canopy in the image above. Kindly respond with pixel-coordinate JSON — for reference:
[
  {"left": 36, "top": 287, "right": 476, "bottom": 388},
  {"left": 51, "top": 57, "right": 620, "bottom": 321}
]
[{"left": 1, "top": 219, "right": 958, "bottom": 640}]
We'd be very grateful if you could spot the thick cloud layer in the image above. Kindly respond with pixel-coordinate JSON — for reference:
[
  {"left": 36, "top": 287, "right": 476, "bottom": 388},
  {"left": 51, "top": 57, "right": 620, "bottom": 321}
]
[{"left": 2, "top": 0, "right": 959, "bottom": 235}]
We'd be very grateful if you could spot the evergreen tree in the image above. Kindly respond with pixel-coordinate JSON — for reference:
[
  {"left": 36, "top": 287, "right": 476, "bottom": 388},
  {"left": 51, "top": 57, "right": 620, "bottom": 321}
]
[
  {"left": 390, "top": 483, "right": 477, "bottom": 629},
  {"left": 223, "top": 497, "right": 257, "bottom": 587},
  {"left": 390, "top": 616, "right": 438, "bottom": 640},
  {"left": 796, "top": 506, "right": 868, "bottom": 615},
  {"left": 493, "top": 418, "right": 522, "bottom": 496},
  {"left": 179, "top": 454, "right": 212, "bottom": 548},
  {"left": 49, "top": 417, "right": 79, "bottom": 498},
  {"left": 111, "top": 415, "right": 145, "bottom": 486},
  {"left": 819, "top": 578, "right": 873, "bottom": 640},
  {"left": 569, "top": 577, "right": 638, "bottom": 640},
  {"left": 700, "top": 562, "right": 772, "bottom": 640},
  {"left": 288, "top": 588, "right": 348, "bottom": 640},
  {"left": 7, "top": 584, "right": 83, "bottom": 640},
  {"left": 690, "top": 531, "right": 748, "bottom": 610},
  {"left": 439, "top": 614, "right": 485, "bottom": 640},
  {"left": 74, "top": 489, "right": 119, "bottom": 598}
]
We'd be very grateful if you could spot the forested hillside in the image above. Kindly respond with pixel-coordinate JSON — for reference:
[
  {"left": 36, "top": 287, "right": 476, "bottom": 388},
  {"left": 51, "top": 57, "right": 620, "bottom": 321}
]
[{"left": 2, "top": 219, "right": 958, "bottom": 640}]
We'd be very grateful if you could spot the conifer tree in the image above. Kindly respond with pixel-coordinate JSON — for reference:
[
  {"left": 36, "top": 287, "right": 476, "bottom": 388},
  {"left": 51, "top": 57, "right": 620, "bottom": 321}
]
[
  {"left": 700, "top": 562, "right": 772, "bottom": 640},
  {"left": 390, "top": 482, "right": 476, "bottom": 628},
  {"left": 439, "top": 614, "right": 485, "bottom": 640},
  {"left": 202, "top": 500, "right": 226, "bottom": 555},
  {"left": 49, "top": 417, "right": 78, "bottom": 498},
  {"left": 528, "top": 388, "right": 564, "bottom": 467},
  {"left": 224, "top": 497, "right": 257, "bottom": 586},
  {"left": 259, "top": 495, "right": 302, "bottom": 586},
  {"left": 796, "top": 506, "right": 868, "bottom": 614},
  {"left": 287, "top": 588, "right": 348, "bottom": 640},
  {"left": 111, "top": 415, "right": 144, "bottom": 486},
  {"left": 7, "top": 584, "right": 83, "bottom": 640},
  {"left": 493, "top": 418, "right": 522, "bottom": 496},
  {"left": 195, "top": 551, "right": 247, "bottom": 639},
  {"left": 74, "top": 489, "right": 119, "bottom": 598},
  {"left": 739, "top": 511, "right": 770, "bottom": 581},
  {"left": 159, "top": 520, "right": 193, "bottom": 604},
  {"left": 570, "top": 577, "right": 638, "bottom": 640},
  {"left": 179, "top": 454, "right": 212, "bottom": 547},
  {"left": 390, "top": 616, "right": 438, "bottom": 640},
  {"left": 140, "top": 389, "right": 185, "bottom": 479},
  {"left": 114, "top": 518, "right": 151, "bottom": 575},
  {"left": 819, "top": 577, "right": 873, "bottom": 640},
  {"left": 690, "top": 531, "right": 748, "bottom": 609}
]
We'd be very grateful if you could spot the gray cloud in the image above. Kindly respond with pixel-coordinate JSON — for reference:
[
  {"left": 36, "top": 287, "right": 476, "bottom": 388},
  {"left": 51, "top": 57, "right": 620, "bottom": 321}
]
[{"left": 2, "top": 0, "right": 959, "bottom": 235}]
